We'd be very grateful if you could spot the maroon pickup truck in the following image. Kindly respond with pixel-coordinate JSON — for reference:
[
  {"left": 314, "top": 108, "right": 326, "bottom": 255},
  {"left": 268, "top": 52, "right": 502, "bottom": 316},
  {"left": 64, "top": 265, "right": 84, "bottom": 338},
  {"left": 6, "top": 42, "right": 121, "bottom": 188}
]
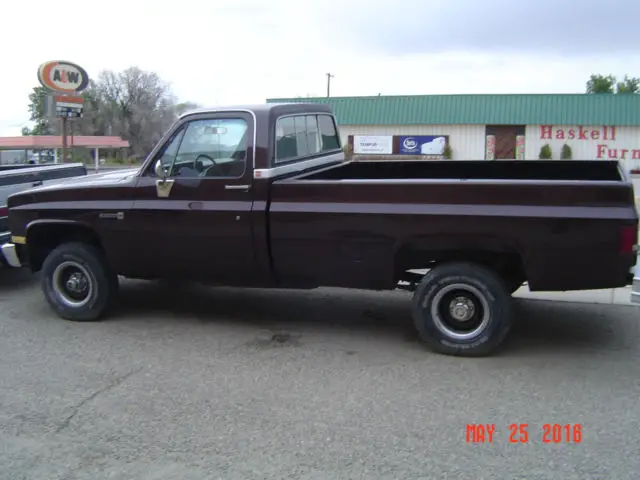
[{"left": 3, "top": 103, "right": 638, "bottom": 356}]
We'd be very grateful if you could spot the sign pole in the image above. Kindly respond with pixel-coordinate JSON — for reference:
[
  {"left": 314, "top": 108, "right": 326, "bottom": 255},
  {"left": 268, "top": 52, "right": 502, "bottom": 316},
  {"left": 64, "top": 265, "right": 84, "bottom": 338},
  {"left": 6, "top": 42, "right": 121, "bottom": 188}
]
[
  {"left": 70, "top": 120, "right": 74, "bottom": 161},
  {"left": 61, "top": 117, "right": 68, "bottom": 163}
]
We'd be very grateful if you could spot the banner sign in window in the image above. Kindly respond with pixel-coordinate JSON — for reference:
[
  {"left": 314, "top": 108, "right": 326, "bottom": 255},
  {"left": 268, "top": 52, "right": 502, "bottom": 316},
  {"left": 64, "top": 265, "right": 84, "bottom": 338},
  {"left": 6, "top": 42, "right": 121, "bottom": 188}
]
[
  {"left": 485, "top": 135, "right": 496, "bottom": 160},
  {"left": 516, "top": 135, "right": 525, "bottom": 160}
]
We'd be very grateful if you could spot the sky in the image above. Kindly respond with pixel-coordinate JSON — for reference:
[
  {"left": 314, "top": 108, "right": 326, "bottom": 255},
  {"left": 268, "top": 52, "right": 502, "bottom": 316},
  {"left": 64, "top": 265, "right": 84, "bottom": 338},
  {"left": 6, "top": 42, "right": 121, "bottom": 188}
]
[{"left": 1, "top": 0, "right": 639, "bottom": 136}]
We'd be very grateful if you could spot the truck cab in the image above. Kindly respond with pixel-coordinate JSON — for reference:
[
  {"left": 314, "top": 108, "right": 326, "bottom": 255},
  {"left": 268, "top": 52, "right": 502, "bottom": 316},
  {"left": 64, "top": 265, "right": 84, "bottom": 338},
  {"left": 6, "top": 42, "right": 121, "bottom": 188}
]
[{"left": 4, "top": 103, "right": 344, "bottom": 283}]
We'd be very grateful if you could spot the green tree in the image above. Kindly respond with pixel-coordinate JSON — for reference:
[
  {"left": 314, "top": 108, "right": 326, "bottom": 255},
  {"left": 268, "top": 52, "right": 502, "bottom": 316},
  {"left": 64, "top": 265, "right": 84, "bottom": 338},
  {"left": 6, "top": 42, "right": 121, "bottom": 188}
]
[
  {"left": 586, "top": 74, "right": 639, "bottom": 94},
  {"left": 175, "top": 102, "right": 199, "bottom": 116},
  {"left": 22, "top": 86, "right": 54, "bottom": 135},
  {"left": 616, "top": 75, "right": 640, "bottom": 94}
]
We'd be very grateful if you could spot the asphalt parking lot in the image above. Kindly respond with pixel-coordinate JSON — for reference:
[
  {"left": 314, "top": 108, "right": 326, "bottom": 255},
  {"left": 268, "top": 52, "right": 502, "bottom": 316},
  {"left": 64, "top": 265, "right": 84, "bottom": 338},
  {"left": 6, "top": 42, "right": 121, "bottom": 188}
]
[{"left": 1, "top": 269, "right": 639, "bottom": 480}]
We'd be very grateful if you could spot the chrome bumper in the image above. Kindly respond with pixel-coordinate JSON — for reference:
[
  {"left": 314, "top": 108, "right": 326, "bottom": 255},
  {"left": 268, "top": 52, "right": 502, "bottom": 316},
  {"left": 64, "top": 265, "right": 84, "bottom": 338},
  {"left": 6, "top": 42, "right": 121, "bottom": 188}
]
[
  {"left": 0, "top": 243, "right": 21, "bottom": 268},
  {"left": 631, "top": 261, "right": 640, "bottom": 304}
]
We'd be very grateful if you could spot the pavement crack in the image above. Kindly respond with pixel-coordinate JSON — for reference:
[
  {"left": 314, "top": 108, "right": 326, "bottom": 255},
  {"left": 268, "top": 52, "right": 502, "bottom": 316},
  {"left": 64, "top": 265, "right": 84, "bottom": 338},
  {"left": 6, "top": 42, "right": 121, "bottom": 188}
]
[{"left": 55, "top": 366, "right": 143, "bottom": 433}]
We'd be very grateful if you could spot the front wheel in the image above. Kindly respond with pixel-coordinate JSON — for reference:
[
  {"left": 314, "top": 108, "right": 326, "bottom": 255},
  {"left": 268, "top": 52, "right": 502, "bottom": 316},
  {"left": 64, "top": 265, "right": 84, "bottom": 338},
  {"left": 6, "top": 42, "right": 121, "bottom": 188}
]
[
  {"left": 411, "top": 262, "right": 513, "bottom": 357},
  {"left": 41, "top": 242, "right": 118, "bottom": 322}
]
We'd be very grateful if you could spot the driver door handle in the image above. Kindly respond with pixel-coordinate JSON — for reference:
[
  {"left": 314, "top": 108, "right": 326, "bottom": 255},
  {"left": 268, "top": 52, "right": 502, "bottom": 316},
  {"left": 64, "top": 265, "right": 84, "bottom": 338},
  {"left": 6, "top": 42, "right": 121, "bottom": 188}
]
[{"left": 224, "top": 184, "right": 250, "bottom": 191}]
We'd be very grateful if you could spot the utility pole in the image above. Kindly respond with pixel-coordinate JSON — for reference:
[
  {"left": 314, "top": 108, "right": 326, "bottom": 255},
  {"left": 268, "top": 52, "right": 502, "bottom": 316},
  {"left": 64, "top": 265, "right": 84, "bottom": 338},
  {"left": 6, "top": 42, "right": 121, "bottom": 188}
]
[{"left": 326, "top": 72, "right": 334, "bottom": 97}]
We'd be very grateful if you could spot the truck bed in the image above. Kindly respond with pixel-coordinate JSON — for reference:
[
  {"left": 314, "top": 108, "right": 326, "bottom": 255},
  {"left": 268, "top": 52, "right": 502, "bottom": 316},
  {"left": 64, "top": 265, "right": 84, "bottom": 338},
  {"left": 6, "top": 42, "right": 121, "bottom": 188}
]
[
  {"left": 268, "top": 159, "right": 636, "bottom": 293},
  {"left": 299, "top": 160, "right": 624, "bottom": 182}
]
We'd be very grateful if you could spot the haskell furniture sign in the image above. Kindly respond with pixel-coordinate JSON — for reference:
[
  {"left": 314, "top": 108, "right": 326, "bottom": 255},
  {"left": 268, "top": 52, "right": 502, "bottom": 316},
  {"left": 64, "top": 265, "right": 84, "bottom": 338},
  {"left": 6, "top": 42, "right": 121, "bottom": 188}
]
[
  {"left": 540, "top": 125, "right": 640, "bottom": 160},
  {"left": 353, "top": 135, "right": 393, "bottom": 155}
]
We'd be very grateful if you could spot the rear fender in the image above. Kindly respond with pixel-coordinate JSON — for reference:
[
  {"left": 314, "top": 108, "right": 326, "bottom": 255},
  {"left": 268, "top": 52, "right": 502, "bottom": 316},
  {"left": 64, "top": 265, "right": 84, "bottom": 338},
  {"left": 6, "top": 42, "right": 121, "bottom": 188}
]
[{"left": 393, "top": 234, "right": 527, "bottom": 280}]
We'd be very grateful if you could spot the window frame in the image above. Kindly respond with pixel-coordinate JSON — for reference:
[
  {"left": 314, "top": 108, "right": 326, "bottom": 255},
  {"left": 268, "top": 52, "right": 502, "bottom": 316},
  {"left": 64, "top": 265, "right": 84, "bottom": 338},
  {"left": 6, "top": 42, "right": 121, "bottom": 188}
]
[
  {"left": 154, "top": 124, "right": 188, "bottom": 174},
  {"left": 273, "top": 113, "right": 342, "bottom": 166},
  {"left": 146, "top": 114, "right": 252, "bottom": 180},
  {"left": 316, "top": 113, "right": 341, "bottom": 152}
]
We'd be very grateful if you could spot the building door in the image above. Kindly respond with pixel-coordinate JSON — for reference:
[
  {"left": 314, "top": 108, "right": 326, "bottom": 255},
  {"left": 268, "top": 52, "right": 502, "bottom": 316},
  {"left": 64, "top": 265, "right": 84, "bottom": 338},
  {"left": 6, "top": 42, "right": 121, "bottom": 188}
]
[{"left": 486, "top": 125, "right": 525, "bottom": 160}]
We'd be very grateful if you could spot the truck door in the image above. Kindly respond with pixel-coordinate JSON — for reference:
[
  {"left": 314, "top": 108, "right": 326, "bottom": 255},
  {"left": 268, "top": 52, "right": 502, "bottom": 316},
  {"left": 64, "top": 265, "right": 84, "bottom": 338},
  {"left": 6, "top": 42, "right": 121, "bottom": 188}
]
[{"left": 130, "top": 111, "right": 256, "bottom": 284}]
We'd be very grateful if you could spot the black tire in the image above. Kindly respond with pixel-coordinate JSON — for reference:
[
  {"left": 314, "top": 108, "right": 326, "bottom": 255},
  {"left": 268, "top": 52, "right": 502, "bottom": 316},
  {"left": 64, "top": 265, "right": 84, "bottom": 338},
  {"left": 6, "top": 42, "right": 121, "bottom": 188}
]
[
  {"left": 41, "top": 242, "right": 118, "bottom": 322},
  {"left": 411, "top": 262, "right": 513, "bottom": 357}
]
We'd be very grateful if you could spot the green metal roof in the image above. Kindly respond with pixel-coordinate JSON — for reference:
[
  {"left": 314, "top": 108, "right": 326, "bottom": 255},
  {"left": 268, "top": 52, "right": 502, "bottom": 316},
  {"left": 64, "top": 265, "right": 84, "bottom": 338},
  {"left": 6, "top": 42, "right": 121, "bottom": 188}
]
[{"left": 266, "top": 94, "right": 640, "bottom": 126}]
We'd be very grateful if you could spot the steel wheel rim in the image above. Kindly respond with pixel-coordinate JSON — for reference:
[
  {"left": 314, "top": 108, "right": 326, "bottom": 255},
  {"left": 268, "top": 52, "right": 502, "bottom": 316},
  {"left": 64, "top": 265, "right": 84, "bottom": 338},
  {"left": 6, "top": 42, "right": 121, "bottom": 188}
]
[
  {"left": 52, "top": 260, "right": 94, "bottom": 308},
  {"left": 430, "top": 283, "right": 490, "bottom": 340}
]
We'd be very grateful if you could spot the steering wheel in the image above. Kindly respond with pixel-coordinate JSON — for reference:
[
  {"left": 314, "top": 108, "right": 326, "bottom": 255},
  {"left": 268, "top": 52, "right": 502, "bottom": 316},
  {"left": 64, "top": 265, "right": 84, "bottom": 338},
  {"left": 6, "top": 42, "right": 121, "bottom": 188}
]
[
  {"left": 194, "top": 154, "right": 214, "bottom": 172},
  {"left": 194, "top": 154, "right": 223, "bottom": 176}
]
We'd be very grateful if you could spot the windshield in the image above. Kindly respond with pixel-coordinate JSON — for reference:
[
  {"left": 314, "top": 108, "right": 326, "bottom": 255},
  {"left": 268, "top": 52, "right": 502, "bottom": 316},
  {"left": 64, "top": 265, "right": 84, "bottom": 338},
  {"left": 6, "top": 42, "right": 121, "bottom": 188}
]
[{"left": 160, "top": 118, "right": 248, "bottom": 168}]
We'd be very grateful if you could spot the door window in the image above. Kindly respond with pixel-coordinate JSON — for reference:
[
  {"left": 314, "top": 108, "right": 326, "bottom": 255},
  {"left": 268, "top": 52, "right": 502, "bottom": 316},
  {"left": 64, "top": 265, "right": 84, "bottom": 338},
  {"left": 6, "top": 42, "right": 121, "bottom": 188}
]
[{"left": 156, "top": 118, "right": 249, "bottom": 178}]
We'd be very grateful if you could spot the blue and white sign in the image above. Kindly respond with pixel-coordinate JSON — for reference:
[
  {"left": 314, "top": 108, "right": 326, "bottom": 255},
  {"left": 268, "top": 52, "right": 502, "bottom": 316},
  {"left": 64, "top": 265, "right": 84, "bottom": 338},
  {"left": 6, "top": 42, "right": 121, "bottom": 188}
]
[{"left": 399, "top": 135, "right": 448, "bottom": 155}]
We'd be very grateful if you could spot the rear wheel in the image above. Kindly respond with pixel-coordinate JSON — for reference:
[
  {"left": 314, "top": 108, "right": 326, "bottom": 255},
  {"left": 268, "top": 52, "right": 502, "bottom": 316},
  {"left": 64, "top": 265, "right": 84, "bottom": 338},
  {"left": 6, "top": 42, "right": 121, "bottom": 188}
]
[
  {"left": 41, "top": 242, "right": 118, "bottom": 322},
  {"left": 411, "top": 262, "right": 513, "bottom": 357}
]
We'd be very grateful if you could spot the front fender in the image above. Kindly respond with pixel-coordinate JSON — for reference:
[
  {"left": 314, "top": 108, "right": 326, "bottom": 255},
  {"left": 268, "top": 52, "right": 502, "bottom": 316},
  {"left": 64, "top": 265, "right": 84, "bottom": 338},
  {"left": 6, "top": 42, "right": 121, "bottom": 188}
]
[{"left": 22, "top": 219, "right": 103, "bottom": 272}]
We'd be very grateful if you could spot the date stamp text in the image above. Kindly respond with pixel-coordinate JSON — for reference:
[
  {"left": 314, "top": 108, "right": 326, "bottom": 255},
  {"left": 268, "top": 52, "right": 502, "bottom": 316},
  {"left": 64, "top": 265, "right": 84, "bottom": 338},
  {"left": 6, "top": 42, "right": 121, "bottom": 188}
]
[{"left": 466, "top": 423, "right": 583, "bottom": 444}]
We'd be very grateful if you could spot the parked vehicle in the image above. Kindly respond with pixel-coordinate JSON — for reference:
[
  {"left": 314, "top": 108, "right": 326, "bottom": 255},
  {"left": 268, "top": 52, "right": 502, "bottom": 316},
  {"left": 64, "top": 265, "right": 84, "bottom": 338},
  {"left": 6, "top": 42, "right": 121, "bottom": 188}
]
[
  {"left": 3, "top": 103, "right": 638, "bottom": 356},
  {"left": 1, "top": 163, "right": 87, "bottom": 264}
]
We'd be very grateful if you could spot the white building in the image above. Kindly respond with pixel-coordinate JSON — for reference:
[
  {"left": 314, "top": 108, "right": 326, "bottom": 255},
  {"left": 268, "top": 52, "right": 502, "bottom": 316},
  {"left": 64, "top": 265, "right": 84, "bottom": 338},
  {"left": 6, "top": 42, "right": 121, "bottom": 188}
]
[{"left": 267, "top": 94, "right": 640, "bottom": 171}]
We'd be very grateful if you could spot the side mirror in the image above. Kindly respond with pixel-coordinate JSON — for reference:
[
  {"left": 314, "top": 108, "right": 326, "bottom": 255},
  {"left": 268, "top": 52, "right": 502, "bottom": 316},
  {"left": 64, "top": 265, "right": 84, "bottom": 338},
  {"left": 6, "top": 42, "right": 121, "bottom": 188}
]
[{"left": 154, "top": 159, "right": 167, "bottom": 179}]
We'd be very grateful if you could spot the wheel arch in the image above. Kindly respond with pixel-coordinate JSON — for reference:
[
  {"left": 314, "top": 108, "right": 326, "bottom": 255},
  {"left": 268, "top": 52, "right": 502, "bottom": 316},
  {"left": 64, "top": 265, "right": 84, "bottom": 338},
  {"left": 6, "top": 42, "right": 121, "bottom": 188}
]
[
  {"left": 393, "top": 234, "right": 528, "bottom": 285},
  {"left": 25, "top": 219, "right": 104, "bottom": 272}
]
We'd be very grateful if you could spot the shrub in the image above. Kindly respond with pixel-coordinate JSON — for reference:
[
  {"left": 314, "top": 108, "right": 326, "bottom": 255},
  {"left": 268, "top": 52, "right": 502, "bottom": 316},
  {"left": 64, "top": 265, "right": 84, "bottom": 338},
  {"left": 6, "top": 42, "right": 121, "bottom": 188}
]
[
  {"left": 560, "top": 144, "right": 572, "bottom": 160},
  {"left": 442, "top": 143, "right": 452, "bottom": 159},
  {"left": 539, "top": 144, "right": 552, "bottom": 159}
]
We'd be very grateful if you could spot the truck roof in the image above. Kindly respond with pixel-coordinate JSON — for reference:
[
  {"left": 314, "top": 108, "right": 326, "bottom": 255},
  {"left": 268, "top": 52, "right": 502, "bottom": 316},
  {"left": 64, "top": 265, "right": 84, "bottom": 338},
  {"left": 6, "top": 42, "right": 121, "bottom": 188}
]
[{"left": 180, "top": 102, "right": 334, "bottom": 119}]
